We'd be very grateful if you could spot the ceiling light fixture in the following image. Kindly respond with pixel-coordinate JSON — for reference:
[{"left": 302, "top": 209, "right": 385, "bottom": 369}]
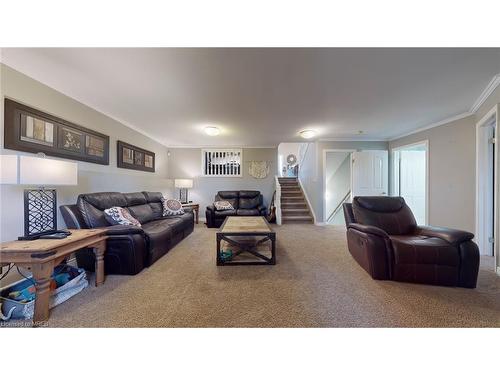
[
  {"left": 204, "top": 126, "right": 220, "bottom": 136},
  {"left": 299, "top": 129, "right": 316, "bottom": 139}
]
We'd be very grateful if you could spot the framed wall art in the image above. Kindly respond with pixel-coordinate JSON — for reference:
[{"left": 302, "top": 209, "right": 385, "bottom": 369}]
[
  {"left": 117, "top": 140, "right": 155, "bottom": 172},
  {"left": 4, "top": 98, "right": 109, "bottom": 165}
]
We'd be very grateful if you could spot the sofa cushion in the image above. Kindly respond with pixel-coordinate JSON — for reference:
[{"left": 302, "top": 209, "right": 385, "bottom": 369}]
[
  {"left": 104, "top": 207, "right": 142, "bottom": 227},
  {"left": 142, "top": 220, "right": 173, "bottom": 253},
  {"left": 127, "top": 204, "right": 155, "bottom": 224},
  {"left": 143, "top": 191, "right": 165, "bottom": 219},
  {"left": 124, "top": 192, "right": 147, "bottom": 206},
  {"left": 352, "top": 196, "right": 416, "bottom": 236},
  {"left": 239, "top": 191, "right": 261, "bottom": 209},
  {"left": 237, "top": 208, "right": 259, "bottom": 216},
  {"left": 214, "top": 209, "right": 237, "bottom": 217}
]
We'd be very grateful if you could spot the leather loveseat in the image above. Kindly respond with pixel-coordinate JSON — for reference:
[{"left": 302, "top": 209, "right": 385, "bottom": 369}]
[
  {"left": 343, "top": 196, "right": 480, "bottom": 288},
  {"left": 60, "top": 191, "right": 194, "bottom": 275},
  {"left": 205, "top": 190, "right": 267, "bottom": 228}
]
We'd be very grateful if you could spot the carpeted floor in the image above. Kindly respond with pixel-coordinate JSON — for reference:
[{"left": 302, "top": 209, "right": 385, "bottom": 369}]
[{"left": 34, "top": 224, "right": 500, "bottom": 327}]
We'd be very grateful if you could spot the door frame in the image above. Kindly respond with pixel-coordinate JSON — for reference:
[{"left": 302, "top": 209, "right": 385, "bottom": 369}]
[
  {"left": 475, "top": 105, "right": 499, "bottom": 272},
  {"left": 322, "top": 149, "right": 356, "bottom": 224},
  {"left": 391, "top": 140, "right": 429, "bottom": 225}
]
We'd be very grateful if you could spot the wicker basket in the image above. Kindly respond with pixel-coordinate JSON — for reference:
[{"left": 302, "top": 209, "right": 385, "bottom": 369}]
[{"left": 0, "top": 265, "right": 88, "bottom": 321}]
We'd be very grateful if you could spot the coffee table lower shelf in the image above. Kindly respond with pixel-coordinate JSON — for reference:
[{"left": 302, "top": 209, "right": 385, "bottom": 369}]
[{"left": 216, "top": 232, "right": 276, "bottom": 266}]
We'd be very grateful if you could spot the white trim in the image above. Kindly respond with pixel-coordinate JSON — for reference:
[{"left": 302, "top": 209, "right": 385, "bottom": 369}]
[
  {"left": 388, "top": 112, "right": 473, "bottom": 141},
  {"left": 319, "top": 137, "right": 385, "bottom": 142},
  {"left": 470, "top": 74, "right": 500, "bottom": 113},
  {"left": 322, "top": 148, "right": 356, "bottom": 224},
  {"left": 166, "top": 144, "right": 277, "bottom": 149},
  {"left": 297, "top": 176, "right": 317, "bottom": 224},
  {"left": 497, "top": 266, "right": 500, "bottom": 276},
  {"left": 391, "top": 140, "right": 429, "bottom": 225},
  {"left": 475, "top": 105, "right": 498, "bottom": 259}
]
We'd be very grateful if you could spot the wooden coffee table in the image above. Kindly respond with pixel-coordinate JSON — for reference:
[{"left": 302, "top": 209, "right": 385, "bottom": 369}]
[
  {"left": 0, "top": 229, "right": 107, "bottom": 323},
  {"left": 216, "top": 216, "right": 276, "bottom": 266}
]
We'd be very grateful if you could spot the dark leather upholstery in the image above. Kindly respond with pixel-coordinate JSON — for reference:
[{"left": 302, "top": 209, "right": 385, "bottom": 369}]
[
  {"left": 60, "top": 191, "right": 194, "bottom": 275},
  {"left": 343, "top": 196, "right": 480, "bottom": 288},
  {"left": 205, "top": 190, "right": 267, "bottom": 228}
]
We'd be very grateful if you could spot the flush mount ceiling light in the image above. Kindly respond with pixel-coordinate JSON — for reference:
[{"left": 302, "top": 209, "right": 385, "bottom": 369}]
[
  {"left": 299, "top": 129, "right": 316, "bottom": 139},
  {"left": 204, "top": 126, "right": 220, "bottom": 136}
]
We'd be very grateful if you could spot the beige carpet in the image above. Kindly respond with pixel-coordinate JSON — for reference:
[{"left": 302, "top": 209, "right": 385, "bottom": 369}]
[{"left": 34, "top": 224, "right": 500, "bottom": 327}]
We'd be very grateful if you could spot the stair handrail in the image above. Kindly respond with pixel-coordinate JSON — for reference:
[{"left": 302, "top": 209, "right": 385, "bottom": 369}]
[
  {"left": 275, "top": 175, "right": 282, "bottom": 225},
  {"left": 327, "top": 190, "right": 351, "bottom": 223},
  {"left": 297, "top": 142, "right": 310, "bottom": 178}
]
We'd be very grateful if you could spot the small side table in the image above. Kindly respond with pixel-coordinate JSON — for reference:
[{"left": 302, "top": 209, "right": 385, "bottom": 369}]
[
  {"left": 0, "top": 229, "right": 107, "bottom": 323},
  {"left": 182, "top": 203, "right": 200, "bottom": 224}
]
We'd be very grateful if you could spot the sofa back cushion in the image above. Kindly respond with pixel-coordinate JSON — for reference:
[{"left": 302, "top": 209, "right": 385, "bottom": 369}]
[
  {"left": 352, "top": 196, "right": 416, "bottom": 235},
  {"left": 77, "top": 192, "right": 127, "bottom": 228},
  {"left": 238, "top": 190, "right": 261, "bottom": 209},
  {"left": 77, "top": 191, "right": 165, "bottom": 228},
  {"left": 124, "top": 192, "right": 154, "bottom": 224},
  {"left": 143, "top": 191, "right": 164, "bottom": 219},
  {"left": 216, "top": 191, "right": 239, "bottom": 209}
]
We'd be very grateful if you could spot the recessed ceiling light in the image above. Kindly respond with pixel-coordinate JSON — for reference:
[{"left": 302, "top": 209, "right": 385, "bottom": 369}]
[
  {"left": 299, "top": 129, "right": 316, "bottom": 139},
  {"left": 204, "top": 126, "right": 220, "bottom": 136}
]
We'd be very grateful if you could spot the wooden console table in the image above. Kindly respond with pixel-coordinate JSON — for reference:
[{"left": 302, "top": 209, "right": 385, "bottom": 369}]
[
  {"left": 0, "top": 229, "right": 107, "bottom": 323},
  {"left": 182, "top": 202, "right": 200, "bottom": 224}
]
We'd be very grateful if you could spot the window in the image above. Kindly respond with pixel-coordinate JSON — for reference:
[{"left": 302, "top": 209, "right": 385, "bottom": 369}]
[{"left": 202, "top": 149, "right": 242, "bottom": 177}]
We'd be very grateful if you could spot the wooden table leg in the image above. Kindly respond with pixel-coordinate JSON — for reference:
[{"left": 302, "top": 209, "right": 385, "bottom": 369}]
[
  {"left": 31, "top": 260, "right": 54, "bottom": 323},
  {"left": 92, "top": 239, "right": 106, "bottom": 287},
  {"left": 194, "top": 207, "right": 199, "bottom": 224}
]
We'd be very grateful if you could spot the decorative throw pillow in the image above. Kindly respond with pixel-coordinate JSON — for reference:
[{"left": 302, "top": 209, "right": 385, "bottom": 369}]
[
  {"left": 214, "top": 200, "right": 234, "bottom": 211},
  {"left": 162, "top": 198, "right": 185, "bottom": 216},
  {"left": 104, "top": 207, "right": 142, "bottom": 227}
]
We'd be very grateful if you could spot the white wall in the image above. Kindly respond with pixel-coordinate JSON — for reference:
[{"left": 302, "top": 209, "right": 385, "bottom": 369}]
[
  {"left": 277, "top": 143, "right": 302, "bottom": 177},
  {"left": 325, "top": 152, "right": 351, "bottom": 223},
  {"left": 0, "top": 64, "right": 172, "bottom": 243},
  {"left": 299, "top": 140, "right": 389, "bottom": 222},
  {"left": 167, "top": 147, "right": 277, "bottom": 219}
]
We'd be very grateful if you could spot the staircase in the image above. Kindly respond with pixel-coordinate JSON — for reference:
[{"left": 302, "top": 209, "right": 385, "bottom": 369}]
[{"left": 278, "top": 177, "right": 313, "bottom": 224}]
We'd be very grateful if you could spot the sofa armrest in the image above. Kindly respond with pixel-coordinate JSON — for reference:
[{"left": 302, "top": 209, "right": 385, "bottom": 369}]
[
  {"left": 348, "top": 223, "right": 389, "bottom": 239},
  {"left": 257, "top": 204, "right": 267, "bottom": 215},
  {"left": 206, "top": 204, "right": 215, "bottom": 213},
  {"left": 104, "top": 225, "right": 144, "bottom": 236},
  {"left": 183, "top": 207, "right": 194, "bottom": 213},
  {"left": 415, "top": 226, "right": 474, "bottom": 244}
]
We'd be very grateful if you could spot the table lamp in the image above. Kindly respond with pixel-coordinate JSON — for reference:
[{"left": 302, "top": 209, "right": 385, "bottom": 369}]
[
  {"left": 174, "top": 178, "right": 193, "bottom": 204},
  {"left": 1, "top": 154, "right": 78, "bottom": 240}
]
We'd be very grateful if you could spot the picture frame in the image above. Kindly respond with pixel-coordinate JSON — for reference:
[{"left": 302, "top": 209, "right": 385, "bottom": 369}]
[
  {"left": 4, "top": 98, "right": 109, "bottom": 165},
  {"left": 117, "top": 140, "right": 155, "bottom": 172}
]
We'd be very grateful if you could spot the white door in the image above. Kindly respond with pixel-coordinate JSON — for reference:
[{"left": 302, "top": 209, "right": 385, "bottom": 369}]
[{"left": 351, "top": 150, "right": 388, "bottom": 197}]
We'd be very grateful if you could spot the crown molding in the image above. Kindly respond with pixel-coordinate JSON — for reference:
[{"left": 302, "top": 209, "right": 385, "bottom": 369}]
[
  {"left": 387, "top": 112, "right": 473, "bottom": 141},
  {"left": 470, "top": 74, "right": 500, "bottom": 113},
  {"left": 318, "top": 137, "right": 386, "bottom": 142},
  {"left": 165, "top": 145, "right": 277, "bottom": 149}
]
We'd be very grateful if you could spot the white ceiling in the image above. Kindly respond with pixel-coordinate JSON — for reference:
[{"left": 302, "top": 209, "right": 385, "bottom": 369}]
[{"left": 2, "top": 48, "right": 500, "bottom": 147}]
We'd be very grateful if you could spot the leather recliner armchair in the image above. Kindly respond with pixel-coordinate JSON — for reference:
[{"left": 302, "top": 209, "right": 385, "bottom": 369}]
[
  {"left": 343, "top": 196, "right": 480, "bottom": 288},
  {"left": 60, "top": 191, "right": 194, "bottom": 275},
  {"left": 205, "top": 190, "right": 267, "bottom": 228}
]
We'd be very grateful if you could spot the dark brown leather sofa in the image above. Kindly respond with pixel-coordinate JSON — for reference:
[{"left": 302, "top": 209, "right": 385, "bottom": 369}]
[
  {"left": 205, "top": 190, "right": 267, "bottom": 228},
  {"left": 343, "top": 196, "right": 480, "bottom": 288},
  {"left": 60, "top": 191, "right": 194, "bottom": 275}
]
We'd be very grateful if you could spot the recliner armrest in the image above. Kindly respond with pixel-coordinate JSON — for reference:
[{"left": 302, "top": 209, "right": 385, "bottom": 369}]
[
  {"left": 414, "top": 226, "right": 474, "bottom": 244},
  {"left": 257, "top": 204, "right": 267, "bottom": 214},
  {"left": 104, "top": 225, "right": 144, "bottom": 236},
  {"left": 348, "top": 223, "right": 389, "bottom": 239},
  {"left": 206, "top": 204, "right": 215, "bottom": 213}
]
